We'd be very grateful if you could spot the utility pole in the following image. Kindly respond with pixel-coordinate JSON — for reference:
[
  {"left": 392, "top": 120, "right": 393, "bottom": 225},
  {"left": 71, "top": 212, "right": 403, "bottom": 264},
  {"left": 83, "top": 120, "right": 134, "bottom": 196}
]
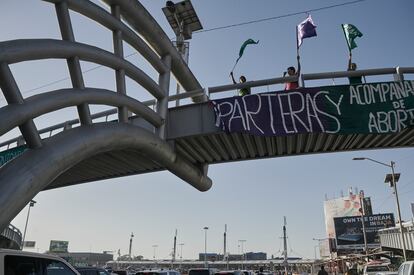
[
  {"left": 203, "top": 227, "right": 209, "bottom": 268},
  {"left": 224, "top": 224, "right": 229, "bottom": 270},
  {"left": 353, "top": 158, "right": 407, "bottom": 261},
  {"left": 162, "top": 1, "right": 203, "bottom": 106},
  {"left": 390, "top": 163, "right": 407, "bottom": 261},
  {"left": 179, "top": 243, "right": 184, "bottom": 270},
  {"left": 283, "top": 217, "right": 288, "bottom": 275},
  {"left": 128, "top": 233, "right": 134, "bottom": 260},
  {"left": 21, "top": 200, "right": 36, "bottom": 250},
  {"left": 359, "top": 191, "right": 368, "bottom": 255},
  {"left": 172, "top": 229, "right": 177, "bottom": 268},
  {"left": 238, "top": 240, "right": 246, "bottom": 270}
]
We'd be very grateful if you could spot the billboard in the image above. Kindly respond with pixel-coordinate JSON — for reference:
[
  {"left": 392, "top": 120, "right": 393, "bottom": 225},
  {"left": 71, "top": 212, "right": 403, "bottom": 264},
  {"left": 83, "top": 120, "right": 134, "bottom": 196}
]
[
  {"left": 324, "top": 194, "right": 362, "bottom": 238},
  {"left": 334, "top": 213, "right": 395, "bottom": 250},
  {"left": 49, "top": 240, "right": 69, "bottom": 253}
]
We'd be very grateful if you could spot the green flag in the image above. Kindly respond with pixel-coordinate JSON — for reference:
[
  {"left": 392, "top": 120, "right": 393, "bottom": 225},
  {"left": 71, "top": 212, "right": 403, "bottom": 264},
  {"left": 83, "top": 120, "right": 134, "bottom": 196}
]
[
  {"left": 342, "top": 24, "right": 363, "bottom": 50},
  {"left": 237, "top": 38, "right": 259, "bottom": 62},
  {"left": 231, "top": 38, "right": 259, "bottom": 72}
]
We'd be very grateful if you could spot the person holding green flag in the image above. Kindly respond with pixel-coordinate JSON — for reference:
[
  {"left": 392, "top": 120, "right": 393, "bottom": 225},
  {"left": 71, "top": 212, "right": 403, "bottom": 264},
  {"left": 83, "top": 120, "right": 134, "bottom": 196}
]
[
  {"left": 229, "top": 38, "right": 258, "bottom": 96},
  {"left": 342, "top": 24, "right": 363, "bottom": 84},
  {"left": 230, "top": 72, "right": 250, "bottom": 96}
]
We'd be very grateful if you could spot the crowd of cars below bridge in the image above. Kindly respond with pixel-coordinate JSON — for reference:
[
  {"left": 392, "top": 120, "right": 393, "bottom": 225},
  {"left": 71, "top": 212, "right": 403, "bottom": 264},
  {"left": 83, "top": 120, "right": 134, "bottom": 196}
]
[{"left": 0, "top": 249, "right": 413, "bottom": 275}]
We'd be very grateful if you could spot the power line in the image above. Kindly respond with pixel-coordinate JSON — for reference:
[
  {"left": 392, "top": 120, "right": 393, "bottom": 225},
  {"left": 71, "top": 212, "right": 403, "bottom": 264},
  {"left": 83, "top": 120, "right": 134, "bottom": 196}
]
[
  {"left": 0, "top": 0, "right": 369, "bottom": 102},
  {"left": 195, "top": 0, "right": 369, "bottom": 34}
]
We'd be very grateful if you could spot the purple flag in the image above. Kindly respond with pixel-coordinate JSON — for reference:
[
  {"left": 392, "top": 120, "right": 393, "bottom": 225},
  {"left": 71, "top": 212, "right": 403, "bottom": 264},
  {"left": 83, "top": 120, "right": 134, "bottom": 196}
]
[{"left": 297, "top": 15, "right": 317, "bottom": 47}]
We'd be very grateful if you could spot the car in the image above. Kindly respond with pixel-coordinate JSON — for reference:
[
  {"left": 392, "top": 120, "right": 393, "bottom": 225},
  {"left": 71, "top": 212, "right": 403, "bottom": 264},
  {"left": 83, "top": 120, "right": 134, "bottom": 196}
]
[
  {"left": 398, "top": 261, "right": 414, "bottom": 275},
  {"left": 0, "top": 248, "right": 80, "bottom": 275},
  {"left": 135, "top": 270, "right": 180, "bottom": 275},
  {"left": 188, "top": 269, "right": 218, "bottom": 275},
  {"left": 376, "top": 272, "right": 397, "bottom": 275},
  {"left": 215, "top": 271, "right": 244, "bottom": 275},
  {"left": 363, "top": 264, "right": 390, "bottom": 275},
  {"left": 75, "top": 267, "right": 112, "bottom": 275}
]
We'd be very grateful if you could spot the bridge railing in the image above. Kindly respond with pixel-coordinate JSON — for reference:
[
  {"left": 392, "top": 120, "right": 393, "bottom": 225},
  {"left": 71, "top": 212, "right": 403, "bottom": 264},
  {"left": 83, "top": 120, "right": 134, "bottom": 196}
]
[
  {"left": 1, "top": 223, "right": 22, "bottom": 249},
  {"left": 1, "top": 0, "right": 208, "bottom": 151},
  {"left": 1, "top": 66, "right": 413, "bottom": 151}
]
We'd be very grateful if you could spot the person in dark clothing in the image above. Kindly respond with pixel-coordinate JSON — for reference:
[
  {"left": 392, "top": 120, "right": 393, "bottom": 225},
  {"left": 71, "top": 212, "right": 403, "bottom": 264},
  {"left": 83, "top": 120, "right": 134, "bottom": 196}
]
[
  {"left": 230, "top": 71, "right": 251, "bottom": 96},
  {"left": 347, "top": 52, "right": 362, "bottom": 85},
  {"left": 317, "top": 265, "right": 328, "bottom": 275}
]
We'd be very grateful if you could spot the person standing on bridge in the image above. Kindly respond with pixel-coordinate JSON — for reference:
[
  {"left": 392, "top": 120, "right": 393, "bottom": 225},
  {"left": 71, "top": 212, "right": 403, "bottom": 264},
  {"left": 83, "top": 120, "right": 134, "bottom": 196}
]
[
  {"left": 230, "top": 71, "right": 251, "bottom": 96},
  {"left": 342, "top": 24, "right": 363, "bottom": 85},
  {"left": 283, "top": 55, "right": 301, "bottom": 90},
  {"left": 347, "top": 52, "right": 362, "bottom": 85},
  {"left": 283, "top": 14, "right": 316, "bottom": 91}
]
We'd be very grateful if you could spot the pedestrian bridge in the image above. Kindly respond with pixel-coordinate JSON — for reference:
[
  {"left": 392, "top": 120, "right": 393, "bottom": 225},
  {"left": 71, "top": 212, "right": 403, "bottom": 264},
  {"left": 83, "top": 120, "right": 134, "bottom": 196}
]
[
  {"left": 0, "top": 0, "right": 413, "bottom": 232},
  {"left": 379, "top": 221, "right": 414, "bottom": 258}
]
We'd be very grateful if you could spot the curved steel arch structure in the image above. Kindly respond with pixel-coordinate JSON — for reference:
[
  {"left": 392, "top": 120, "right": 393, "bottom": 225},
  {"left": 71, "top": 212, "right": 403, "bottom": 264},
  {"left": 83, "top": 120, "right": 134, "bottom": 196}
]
[{"left": 0, "top": 0, "right": 210, "bottom": 231}]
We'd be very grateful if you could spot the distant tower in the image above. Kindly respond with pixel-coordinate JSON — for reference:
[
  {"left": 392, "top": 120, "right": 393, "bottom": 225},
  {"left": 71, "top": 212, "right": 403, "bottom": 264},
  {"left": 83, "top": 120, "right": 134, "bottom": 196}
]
[
  {"left": 283, "top": 217, "right": 288, "bottom": 275},
  {"left": 128, "top": 232, "right": 134, "bottom": 260},
  {"left": 172, "top": 229, "right": 177, "bottom": 268}
]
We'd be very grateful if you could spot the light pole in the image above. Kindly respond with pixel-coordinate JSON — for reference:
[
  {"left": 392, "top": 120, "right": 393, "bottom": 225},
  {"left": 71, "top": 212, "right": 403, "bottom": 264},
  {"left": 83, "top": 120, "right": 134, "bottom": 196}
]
[
  {"left": 203, "top": 227, "right": 208, "bottom": 268},
  {"left": 21, "top": 200, "right": 36, "bottom": 249},
  {"left": 353, "top": 157, "right": 407, "bottom": 261},
  {"left": 359, "top": 190, "right": 368, "bottom": 255},
  {"left": 179, "top": 243, "right": 184, "bottom": 270},
  {"left": 128, "top": 232, "right": 134, "bottom": 260},
  {"left": 152, "top": 245, "right": 158, "bottom": 261},
  {"left": 238, "top": 240, "right": 246, "bottom": 270}
]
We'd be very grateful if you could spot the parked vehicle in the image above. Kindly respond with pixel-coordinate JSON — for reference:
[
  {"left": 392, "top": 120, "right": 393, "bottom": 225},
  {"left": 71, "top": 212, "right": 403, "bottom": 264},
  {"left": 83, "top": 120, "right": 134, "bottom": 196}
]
[
  {"left": 398, "top": 261, "right": 414, "bottom": 275},
  {"left": 135, "top": 270, "right": 180, "bottom": 275},
  {"left": 0, "top": 248, "right": 79, "bottom": 275},
  {"left": 363, "top": 264, "right": 390, "bottom": 275},
  {"left": 75, "top": 267, "right": 112, "bottom": 275},
  {"left": 188, "top": 269, "right": 218, "bottom": 275},
  {"left": 376, "top": 272, "right": 398, "bottom": 275},
  {"left": 215, "top": 271, "right": 244, "bottom": 275}
]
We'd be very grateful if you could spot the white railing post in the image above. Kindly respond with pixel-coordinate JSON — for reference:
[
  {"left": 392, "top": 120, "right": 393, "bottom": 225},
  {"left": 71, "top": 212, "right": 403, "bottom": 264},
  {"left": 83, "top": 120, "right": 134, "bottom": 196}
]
[{"left": 395, "top": 66, "right": 405, "bottom": 82}]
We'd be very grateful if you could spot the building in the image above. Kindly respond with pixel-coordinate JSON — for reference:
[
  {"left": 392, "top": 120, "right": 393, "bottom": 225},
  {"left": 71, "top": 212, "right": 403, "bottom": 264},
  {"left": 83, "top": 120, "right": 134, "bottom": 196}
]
[
  {"left": 198, "top": 252, "right": 267, "bottom": 261},
  {"left": 245, "top": 252, "right": 266, "bottom": 260},
  {"left": 50, "top": 252, "right": 113, "bottom": 267}
]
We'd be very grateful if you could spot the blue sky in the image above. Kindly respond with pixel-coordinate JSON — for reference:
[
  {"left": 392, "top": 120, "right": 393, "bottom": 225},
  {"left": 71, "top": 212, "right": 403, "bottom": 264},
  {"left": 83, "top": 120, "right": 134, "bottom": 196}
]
[{"left": 2, "top": 0, "right": 414, "bottom": 260}]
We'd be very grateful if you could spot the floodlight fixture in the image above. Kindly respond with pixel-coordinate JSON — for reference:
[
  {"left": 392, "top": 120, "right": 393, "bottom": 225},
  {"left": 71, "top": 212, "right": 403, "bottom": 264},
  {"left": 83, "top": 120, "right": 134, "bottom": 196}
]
[
  {"left": 162, "top": 0, "right": 203, "bottom": 40},
  {"left": 384, "top": 173, "right": 400, "bottom": 185}
]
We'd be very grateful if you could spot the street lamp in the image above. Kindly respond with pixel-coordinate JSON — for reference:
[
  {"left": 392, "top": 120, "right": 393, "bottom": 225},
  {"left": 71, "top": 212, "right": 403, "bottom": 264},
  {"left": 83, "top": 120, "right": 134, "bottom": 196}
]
[
  {"left": 203, "top": 227, "right": 208, "bottom": 268},
  {"left": 21, "top": 200, "right": 36, "bottom": 249},
  {"left": 162, "top": 0, "right": 203, "bottom": 106},
  {"left": 179, "top": 243, "right": 184, "bottom": 270},
  {"left": 353, "top": 157, "right": 407, "bottom": 261},
  {"left": 238, "top": 240, "right": 246, "bottom": 270},
  {"left": 152, "top": 245, "right": 158, "bottom": 261},
  {"left": 359, "top": 190, "right": 368, "bottom": 255}
]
